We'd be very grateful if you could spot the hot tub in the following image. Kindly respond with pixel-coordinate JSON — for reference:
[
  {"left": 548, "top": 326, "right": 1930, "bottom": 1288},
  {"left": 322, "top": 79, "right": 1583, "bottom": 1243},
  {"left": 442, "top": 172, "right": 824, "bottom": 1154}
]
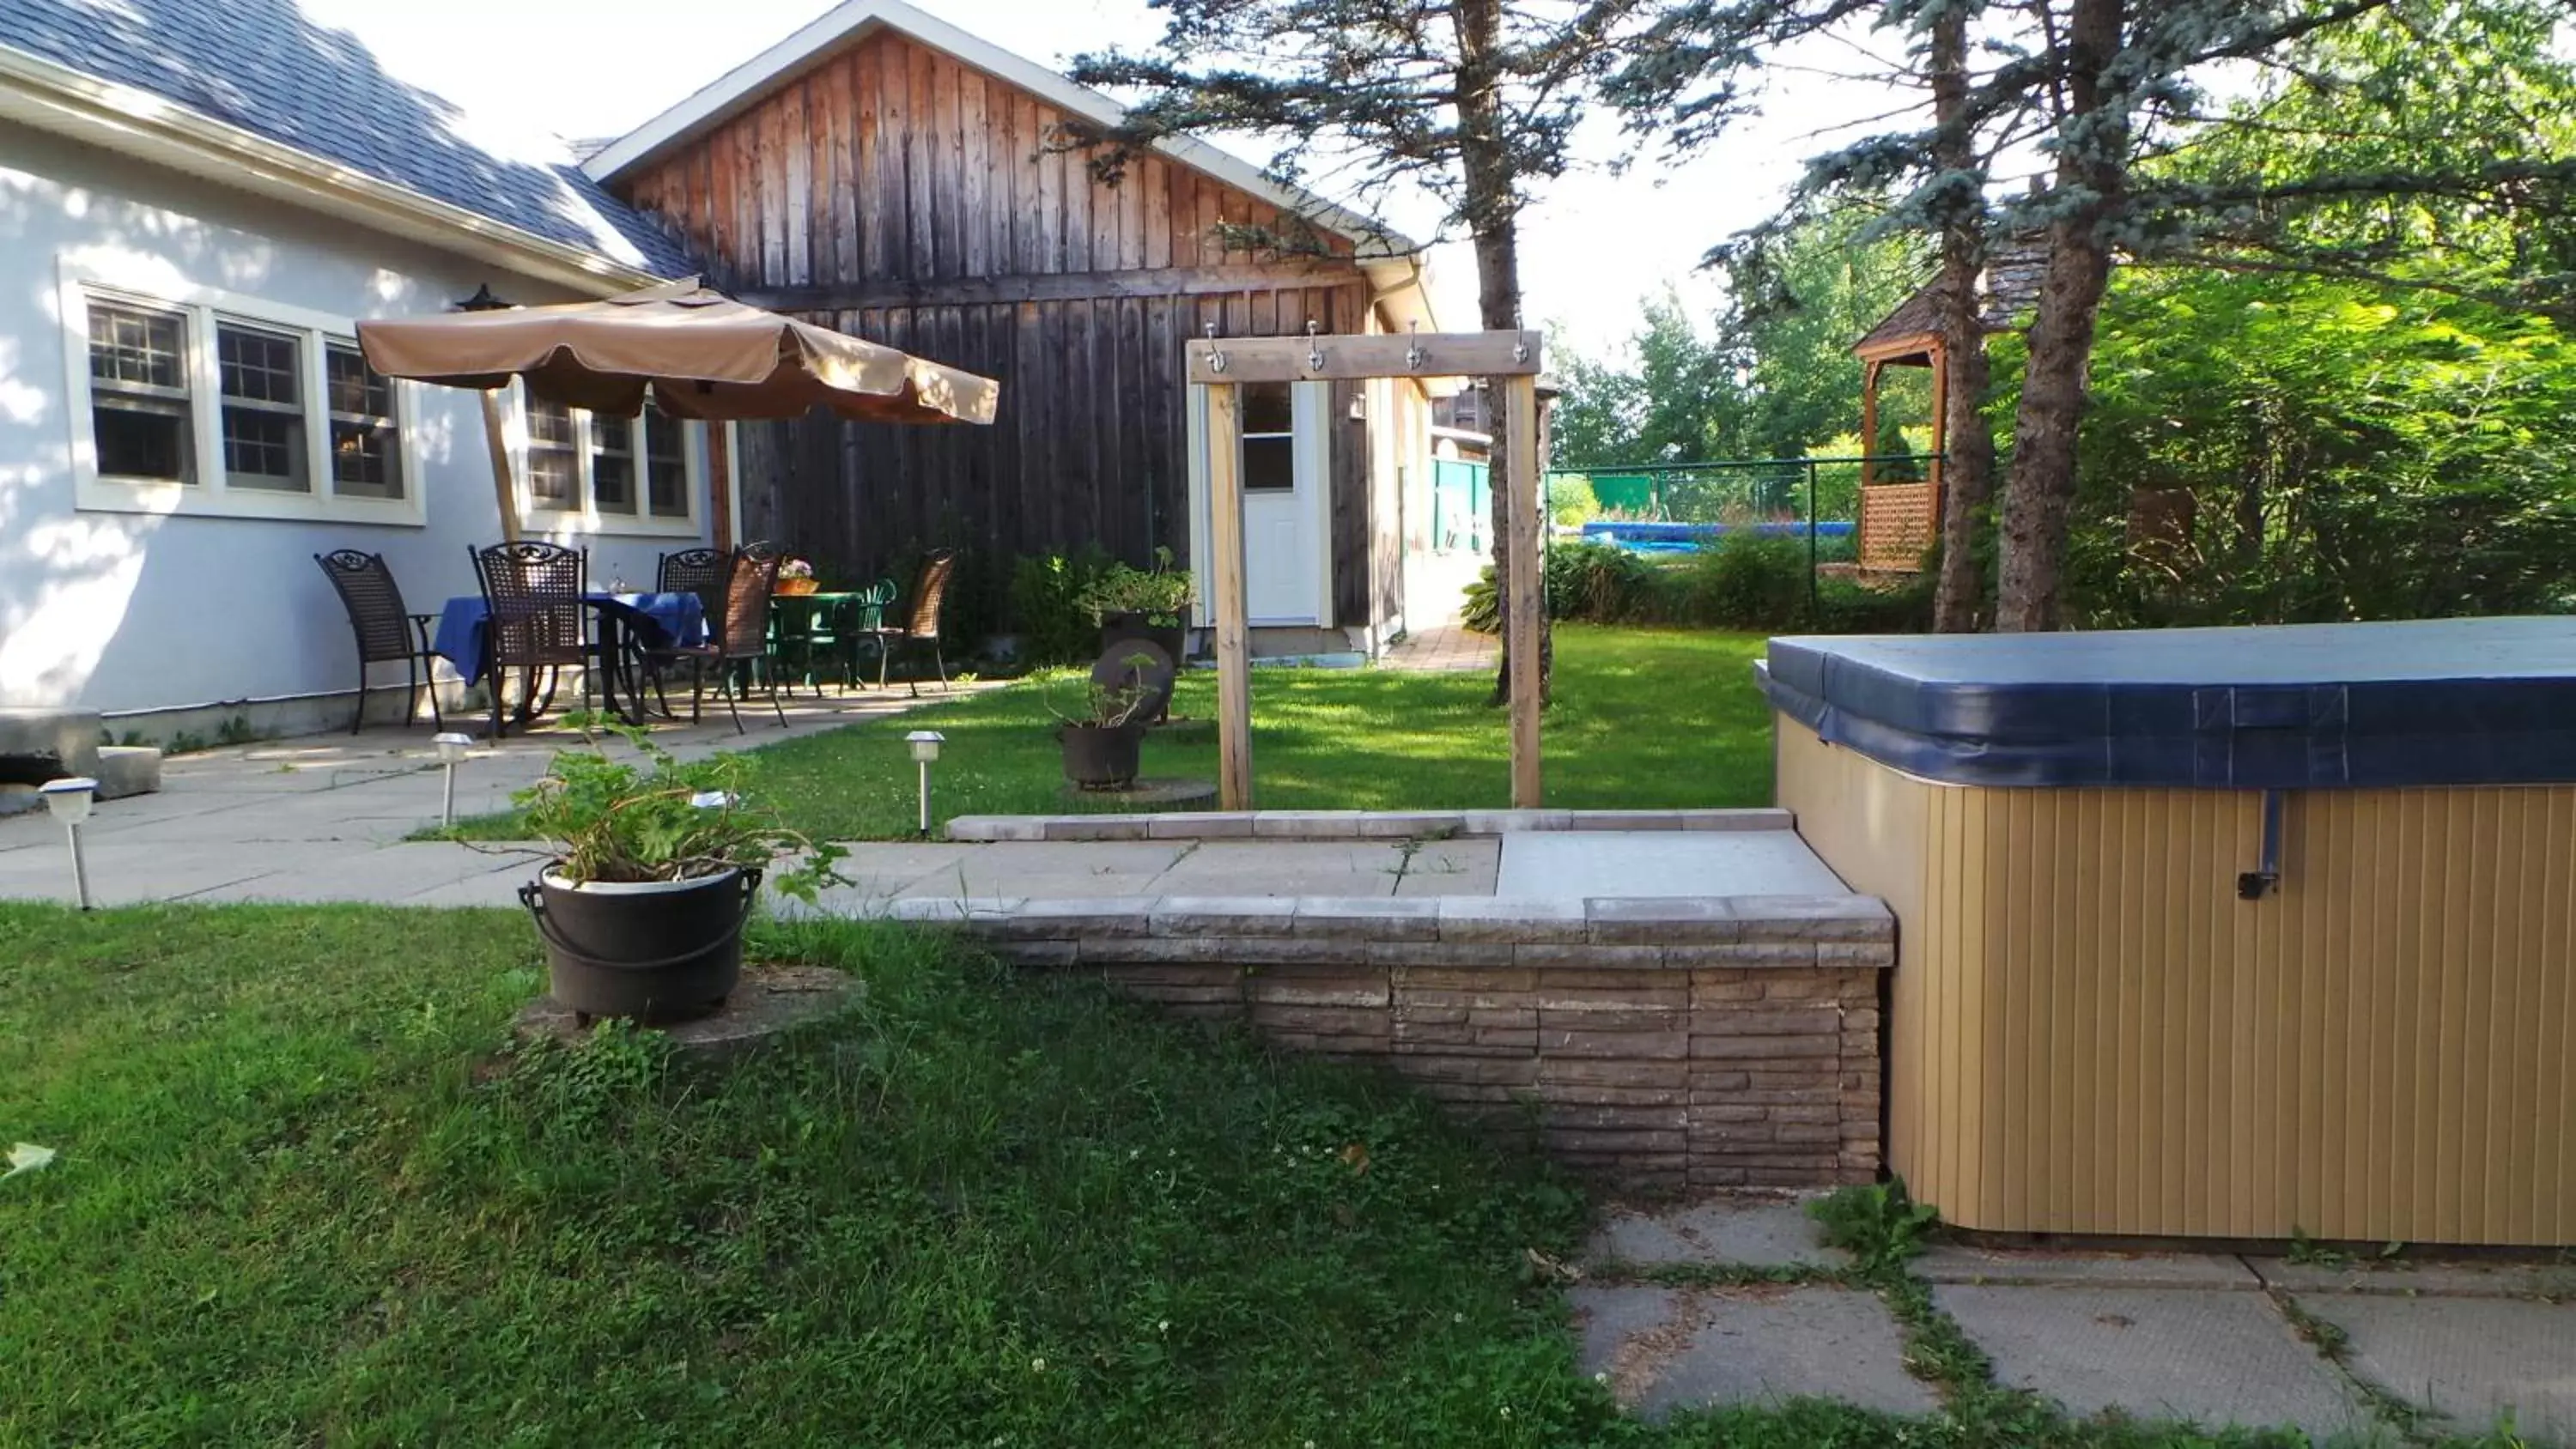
[{"left": 1760, "top": 617, "right": 2576, "bottom": 1246}]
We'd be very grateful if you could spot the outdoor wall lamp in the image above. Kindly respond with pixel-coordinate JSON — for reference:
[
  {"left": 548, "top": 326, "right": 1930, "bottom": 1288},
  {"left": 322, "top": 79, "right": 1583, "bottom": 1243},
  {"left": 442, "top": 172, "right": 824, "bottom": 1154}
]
[
  {"left": 906, "top": 731, "right": 945, "bottom": 837},
  {"left": 433, "top": 732, "right": 476, "bottom": 827},
  {"left": 38, "top": 777, "right": 97, "bottom": 911}
]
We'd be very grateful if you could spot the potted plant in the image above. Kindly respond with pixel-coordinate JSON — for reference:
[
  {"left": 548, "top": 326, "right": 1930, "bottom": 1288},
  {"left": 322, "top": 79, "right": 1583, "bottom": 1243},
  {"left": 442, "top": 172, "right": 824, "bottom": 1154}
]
[
  {"left": 1053, "top": 663, "right": 1155, "bottom": 790},
  {"left": 1079, "top": 546, "right": 1194, "bottom": 663},
  {"left": 776, "top": 556, "right": 820, "bottom": 596},
  {"left": 513, "top": 717, "right": 844, "bottom": 1024}
]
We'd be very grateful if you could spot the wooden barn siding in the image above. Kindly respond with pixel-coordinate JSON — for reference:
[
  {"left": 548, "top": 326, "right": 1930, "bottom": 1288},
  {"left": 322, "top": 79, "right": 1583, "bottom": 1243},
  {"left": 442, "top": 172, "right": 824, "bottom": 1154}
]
[{"left": 627, "top": 30, "right": 1380, "bottom": 623}]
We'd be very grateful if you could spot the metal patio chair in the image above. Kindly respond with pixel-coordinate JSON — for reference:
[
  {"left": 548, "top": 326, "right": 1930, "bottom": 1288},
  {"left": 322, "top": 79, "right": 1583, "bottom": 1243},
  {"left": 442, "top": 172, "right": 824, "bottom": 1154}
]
[
  {"left": 313, "top": 549, "right": 443, "bottom": 735},
  {"left": 471, "top": 540, "right": 592, "bottom": 738}
]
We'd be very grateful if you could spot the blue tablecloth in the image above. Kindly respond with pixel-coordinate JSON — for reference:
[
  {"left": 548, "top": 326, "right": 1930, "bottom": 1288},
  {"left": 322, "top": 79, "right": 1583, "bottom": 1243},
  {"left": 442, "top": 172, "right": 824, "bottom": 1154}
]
[{"left": 434, "top": 592, "right": 707, "bottom": 688}]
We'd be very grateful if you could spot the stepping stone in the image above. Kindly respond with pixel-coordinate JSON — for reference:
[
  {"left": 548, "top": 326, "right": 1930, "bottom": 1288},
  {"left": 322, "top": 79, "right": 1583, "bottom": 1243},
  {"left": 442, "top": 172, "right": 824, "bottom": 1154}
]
[
  {"left": 1586, "top": 1193, "right": 1852, "bottom": 1270},
  {"left": 96, "top": 745, "right": 163, "bottom": 799},
  {"left": 1933, "top": 1284, "right": 2372, "bottom": 1440},
  {"left": 2304, "top": 1294, "right": 2576, "bottom": 1440},
  {"left": 513, "top": 964, "right": 861, "bottom": 1064},
  {"left": 1571, "top": 1282, "right": 1935, "bottom": 1420}
]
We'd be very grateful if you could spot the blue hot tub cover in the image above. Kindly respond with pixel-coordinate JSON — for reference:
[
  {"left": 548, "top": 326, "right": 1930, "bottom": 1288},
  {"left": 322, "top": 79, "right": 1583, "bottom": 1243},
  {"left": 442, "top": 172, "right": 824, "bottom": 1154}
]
[{"left": 1759, "top": 617, "right": 2576, "bottom": 789}]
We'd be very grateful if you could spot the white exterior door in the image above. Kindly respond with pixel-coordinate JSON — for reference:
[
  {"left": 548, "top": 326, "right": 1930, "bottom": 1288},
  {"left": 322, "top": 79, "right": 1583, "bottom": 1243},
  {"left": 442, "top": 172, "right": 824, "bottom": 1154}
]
[{"left": 1190, "top": 379, "right": 1331, "bottom": 627}]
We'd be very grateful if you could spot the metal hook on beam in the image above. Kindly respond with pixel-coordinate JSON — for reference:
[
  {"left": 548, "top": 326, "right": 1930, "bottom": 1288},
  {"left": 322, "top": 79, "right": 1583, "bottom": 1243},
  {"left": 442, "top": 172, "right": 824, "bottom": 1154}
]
[
  {"left": 1306, "top": 318, "right": 1325, "bottom": 373},
  {"left": 1203, "top": 321, "right": 1228, "bottom": 375},
  {"left": 1405, "top": 319, "right": 1425, "bottom": 372}
]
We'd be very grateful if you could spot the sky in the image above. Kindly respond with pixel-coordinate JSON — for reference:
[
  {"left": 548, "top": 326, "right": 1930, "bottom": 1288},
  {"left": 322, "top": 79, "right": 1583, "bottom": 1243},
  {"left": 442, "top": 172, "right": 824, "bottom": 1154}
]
[{"left": 296, "top": 0, "right": 1901, "bottom": 361}]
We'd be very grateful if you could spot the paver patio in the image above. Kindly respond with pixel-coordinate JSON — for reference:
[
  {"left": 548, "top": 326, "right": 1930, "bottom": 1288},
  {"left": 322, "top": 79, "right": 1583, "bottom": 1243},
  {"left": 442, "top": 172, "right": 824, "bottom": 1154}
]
[{"left": 1576, "top": 1194, "right": 2576, "bottom": 1444}]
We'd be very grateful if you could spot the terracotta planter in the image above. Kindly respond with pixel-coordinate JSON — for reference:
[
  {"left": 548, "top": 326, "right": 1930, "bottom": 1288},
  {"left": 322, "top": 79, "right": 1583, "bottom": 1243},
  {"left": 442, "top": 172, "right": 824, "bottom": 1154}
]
[
  {"left": 775, "top": 578, "right": 820, "bottom": 597},
  {"left": 520, "top": 865, "right": 760, "bottom": 1024}
]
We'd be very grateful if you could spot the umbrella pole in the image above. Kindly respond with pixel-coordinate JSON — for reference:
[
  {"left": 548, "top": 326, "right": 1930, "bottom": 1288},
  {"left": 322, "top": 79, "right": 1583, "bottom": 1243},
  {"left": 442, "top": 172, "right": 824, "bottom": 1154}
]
[{"left": 479, "top": 390, "right": 523, "bottom": 543}]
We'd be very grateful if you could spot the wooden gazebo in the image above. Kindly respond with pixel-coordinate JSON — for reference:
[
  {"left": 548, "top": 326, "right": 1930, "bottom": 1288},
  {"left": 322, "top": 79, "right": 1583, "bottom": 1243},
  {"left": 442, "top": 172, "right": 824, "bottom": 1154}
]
[{"left": 1849, "top": 242, "right": 2045, "bottom": 573}]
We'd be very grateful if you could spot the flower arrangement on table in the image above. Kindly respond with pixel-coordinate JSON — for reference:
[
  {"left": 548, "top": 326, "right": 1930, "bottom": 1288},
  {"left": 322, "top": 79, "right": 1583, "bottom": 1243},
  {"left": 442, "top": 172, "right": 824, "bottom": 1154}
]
[{"left": 776, "top": 556, "right": 820, "bottom": 596}]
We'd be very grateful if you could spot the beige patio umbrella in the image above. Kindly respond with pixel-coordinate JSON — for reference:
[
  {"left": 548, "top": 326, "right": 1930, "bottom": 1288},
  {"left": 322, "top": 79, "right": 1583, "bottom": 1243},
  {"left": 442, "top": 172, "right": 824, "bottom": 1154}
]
[{"left": 356, "top": 277, "right": 999, "bottom": 539}]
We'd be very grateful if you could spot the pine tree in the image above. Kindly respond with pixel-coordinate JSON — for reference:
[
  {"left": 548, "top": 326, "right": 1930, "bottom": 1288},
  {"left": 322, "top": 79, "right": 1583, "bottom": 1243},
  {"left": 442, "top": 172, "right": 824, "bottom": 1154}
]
[{"left": 1072, "top": 0, "right": 1656, "bottom": 703}]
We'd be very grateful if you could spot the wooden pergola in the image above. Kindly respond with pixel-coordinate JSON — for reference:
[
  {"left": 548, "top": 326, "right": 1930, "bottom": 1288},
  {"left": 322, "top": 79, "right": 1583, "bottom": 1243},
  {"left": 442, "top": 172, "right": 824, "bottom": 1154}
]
[{"left": 1187, "top": 330, "right": 1546, "bottom": 810}]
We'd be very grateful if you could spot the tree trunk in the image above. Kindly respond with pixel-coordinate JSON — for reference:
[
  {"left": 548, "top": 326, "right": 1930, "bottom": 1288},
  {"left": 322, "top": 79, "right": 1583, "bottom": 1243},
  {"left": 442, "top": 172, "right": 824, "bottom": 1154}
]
[
  {"left": 1927, "top": 0, "right": 1997, "bottom": 634},
  {"left": 1452, "top": 0, "right": 1552, "bottom": 706},
  {"left": 1994, "top": 0, "right": 2128, "bottom": 633}
]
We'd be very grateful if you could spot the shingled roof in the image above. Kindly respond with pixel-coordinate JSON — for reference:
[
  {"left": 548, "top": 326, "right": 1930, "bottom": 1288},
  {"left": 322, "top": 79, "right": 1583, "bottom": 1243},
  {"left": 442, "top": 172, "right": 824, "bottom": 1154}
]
[
  {"left": 1852, "top": 238, "right": 2050, "bottom": 360},
  {"left": 1, "top": 0, "right": 696, "bottom": 277}
]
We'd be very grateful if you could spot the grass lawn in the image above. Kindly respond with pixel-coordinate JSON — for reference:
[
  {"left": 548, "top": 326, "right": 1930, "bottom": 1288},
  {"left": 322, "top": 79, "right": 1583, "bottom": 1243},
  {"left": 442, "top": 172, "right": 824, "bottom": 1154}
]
[
  {"left": 0, "top": 906, "right": 2512, "bottom": 1446},
  {"left": 450, "top": 625, "right": 1777, "bottom": 841}
]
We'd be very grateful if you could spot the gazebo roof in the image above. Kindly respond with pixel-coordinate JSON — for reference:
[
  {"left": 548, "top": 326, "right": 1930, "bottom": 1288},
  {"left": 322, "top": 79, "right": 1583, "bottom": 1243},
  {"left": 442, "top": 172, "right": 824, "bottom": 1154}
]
[{"left": 1852, "top": 239, "right": 2050, "bottom": 362}]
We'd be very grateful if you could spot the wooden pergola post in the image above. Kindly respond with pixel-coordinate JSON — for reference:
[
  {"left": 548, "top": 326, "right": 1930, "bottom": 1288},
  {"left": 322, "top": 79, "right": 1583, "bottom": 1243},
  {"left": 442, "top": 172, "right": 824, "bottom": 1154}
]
[
  {"left": 1187, "top": 330, "right": 1546, "bottom": 811},
  {"left": 479, "top": 390, "right": 524, "bottom": 543},
  {"left": 1858, "top": 358, "right": 1882, "bottom": 491}
]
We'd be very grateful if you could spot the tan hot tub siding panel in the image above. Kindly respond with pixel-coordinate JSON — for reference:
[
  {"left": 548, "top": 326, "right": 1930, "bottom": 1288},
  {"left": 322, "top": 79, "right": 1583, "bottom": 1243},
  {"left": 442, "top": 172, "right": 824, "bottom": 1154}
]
[{"left": 1777, "top": 716, "right": 2576, "bottom": 1246}]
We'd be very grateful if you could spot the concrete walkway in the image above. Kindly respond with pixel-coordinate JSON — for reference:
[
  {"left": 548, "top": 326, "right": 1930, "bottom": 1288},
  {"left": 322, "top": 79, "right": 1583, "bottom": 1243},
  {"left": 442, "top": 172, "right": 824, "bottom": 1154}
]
[
  {"left": 1577, "top": 1196, "right": 2576, "bottom": 1444},
  {"left": 0, "top": 684, "right": 1000, "bottom": 907}
]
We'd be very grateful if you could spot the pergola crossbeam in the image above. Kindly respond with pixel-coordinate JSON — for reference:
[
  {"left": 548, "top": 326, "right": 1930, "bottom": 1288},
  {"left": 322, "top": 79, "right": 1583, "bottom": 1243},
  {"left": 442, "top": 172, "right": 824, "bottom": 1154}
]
[{"left": 1192, "top": 330, "right": 1546, "bottom": 810}]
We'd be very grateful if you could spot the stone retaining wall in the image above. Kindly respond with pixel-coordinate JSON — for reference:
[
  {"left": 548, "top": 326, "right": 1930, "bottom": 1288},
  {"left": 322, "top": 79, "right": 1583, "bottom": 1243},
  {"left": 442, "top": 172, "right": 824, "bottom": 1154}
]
[{"left": 894, "top": 893, "right": 1892, "bottom": 1191}]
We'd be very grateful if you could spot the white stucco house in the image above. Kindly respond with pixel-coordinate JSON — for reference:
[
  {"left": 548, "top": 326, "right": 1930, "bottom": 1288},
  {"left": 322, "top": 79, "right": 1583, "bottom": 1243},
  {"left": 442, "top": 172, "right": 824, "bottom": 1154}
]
[{"left": 0, "top": 0, "right": 723, "bottom": 736}]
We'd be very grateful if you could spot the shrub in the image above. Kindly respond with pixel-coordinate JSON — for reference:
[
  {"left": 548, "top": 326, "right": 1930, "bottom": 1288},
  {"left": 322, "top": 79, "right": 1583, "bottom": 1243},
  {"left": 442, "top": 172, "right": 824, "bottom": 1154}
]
[
  {"left": 1686, "top": 528, "right": 1809, "bottom": 631},
  {"left": 1008, "top": 548, "right": 1115, "bottom": 665}
]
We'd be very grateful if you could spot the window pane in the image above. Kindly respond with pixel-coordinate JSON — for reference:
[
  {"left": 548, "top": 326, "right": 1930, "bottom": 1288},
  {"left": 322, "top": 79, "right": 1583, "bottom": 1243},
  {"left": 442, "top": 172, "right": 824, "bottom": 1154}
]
[
  {"left": 223, "top": 406, "right": 307, "bottom": 490},
  {"left": 217, "top": 324, "right": 300, "bottom": 405},
  {"left": 528, "top": 448, "right": 579, "bottom": 507},
  {"left": 325, "top": 344, "right": 393, "bottom": 416},
  {"left": 94, "top": 398, "right": 191, "bottom": 482},
  {"left": 1242, "top": 380, "right": 1293, "bottom": 434},
  {"left": 643, "top": 407, "right": 689, "bottom": 517},
  {"left": 526, "top": 397, "right": 578, "bottom": 508},
  {"left": 1242, "top": 435, "right": 1295, "bottom": 492},
  {"left": 325, "top": 343, "right": 402, "bottom": 500},
  {"left": 88, "top": 303, "right": 185, "bottom": 390},
  {"left": 331, "top": 421, "right": 402, "bottom": 498},
  {"left": 590, "top": 414, "right": 634, "bottom": 513}
]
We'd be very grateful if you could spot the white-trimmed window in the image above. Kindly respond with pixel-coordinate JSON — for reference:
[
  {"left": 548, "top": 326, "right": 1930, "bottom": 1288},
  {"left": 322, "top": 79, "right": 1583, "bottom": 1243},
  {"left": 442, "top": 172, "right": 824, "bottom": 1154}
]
[
  {"left": 1241, "top": 380, "right": 1296, "bottom": 492},
  {"left": 516, "top": 388, "right": 700, "bottom": 536},
  {"left": 63, "top": 264, "right": 421, "bottom": 524}
]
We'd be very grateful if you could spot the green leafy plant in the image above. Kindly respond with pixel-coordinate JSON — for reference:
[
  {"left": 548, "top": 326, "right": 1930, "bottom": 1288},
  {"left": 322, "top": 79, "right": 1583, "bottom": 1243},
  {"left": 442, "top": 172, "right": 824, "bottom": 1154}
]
[
  {"left": 1047, "top": 653, "right": 1157, "bottom": 730},
  {"left": 1807, "top": 1177, "right": 1940, "bottom": 1272},
  {"left": 1078, "top": 546, "right": 1195, "bottom": 627},
  {"left": 512, "top": 714, "right": 844, "bottom": 900}
]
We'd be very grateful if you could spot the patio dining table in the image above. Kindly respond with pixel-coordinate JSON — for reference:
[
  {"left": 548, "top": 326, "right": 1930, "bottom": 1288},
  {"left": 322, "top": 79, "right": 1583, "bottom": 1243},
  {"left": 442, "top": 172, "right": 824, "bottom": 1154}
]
[{"left": 433, "top": 591, "right": 707, "bottom": 728}]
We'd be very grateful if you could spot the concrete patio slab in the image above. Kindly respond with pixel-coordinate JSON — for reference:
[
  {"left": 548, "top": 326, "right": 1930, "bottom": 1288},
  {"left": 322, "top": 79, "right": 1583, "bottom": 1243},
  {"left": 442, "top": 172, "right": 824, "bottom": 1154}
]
[
  {"left": 1148, "top": 840, "right": 1411, "bottom": 897},
  {"left": 2306, "top": 1294, "right": 2576, "bottom": 1440},
  {"left": 1585, "top": 1194, "right": 1852, "bottom": 1270},
  {"left": 1933, "top": 1284, "right": 2371, "bottom": 1440},
  {"left": 183, "top": 843, "right": 528, "bottom": 904},
  {"left": 1917, "top": 1244, "right": 2261, "bottom": 1290},
  {"left": 1498, "top": 831, "right": 1850, "bottom": 900},
  {"left": 1391, "top": 838, "right": 1502, "bottom": 896},
  {"left": 1571, "top": 1283, "right": 1936, "bottom": 1419},
  {"left": 890, "top": 841, "right": 1189, "bottom": 900}
]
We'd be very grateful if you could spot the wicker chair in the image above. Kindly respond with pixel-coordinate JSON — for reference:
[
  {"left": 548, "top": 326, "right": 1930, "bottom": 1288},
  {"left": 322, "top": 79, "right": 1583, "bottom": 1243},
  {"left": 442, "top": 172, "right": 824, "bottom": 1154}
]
[
  {"left": 864, "top": 549, "right": 959, "bottom": 697},
  {"left": 313, "top": 550, "right": 443, "bottom": 735},
  {"left": 647, "top": 543, "right": 787, "bottom": 733},
  {"left": 471, "top": 541, "right": 592, "bottom": 737}
]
